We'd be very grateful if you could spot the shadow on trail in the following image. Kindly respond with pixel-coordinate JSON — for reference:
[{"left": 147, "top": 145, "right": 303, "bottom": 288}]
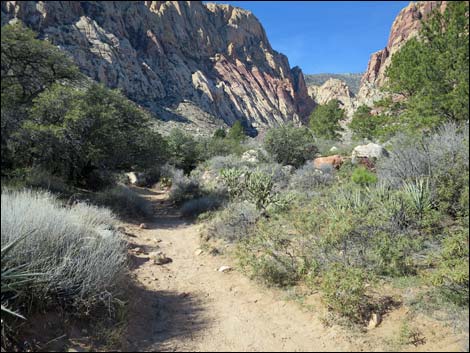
[{"left": 125, "top": 282, "right": 209, "bottom": 352}]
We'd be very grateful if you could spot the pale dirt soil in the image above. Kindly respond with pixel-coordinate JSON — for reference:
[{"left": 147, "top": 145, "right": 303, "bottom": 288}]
[{"left": 117, "top": 187, "right": 465, "bottom": 352}]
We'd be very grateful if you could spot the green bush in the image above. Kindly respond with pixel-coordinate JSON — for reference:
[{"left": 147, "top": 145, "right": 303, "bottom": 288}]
[
  {"left": 428, "top": 227, "right": 469, "bottom": 306},
  {"left": 213, "top": 128, "right": 226, "bottom": 139},
  {"left": 351, "top": 167, "right": 378, "bottom": 186},
  {"left": 227, "top": 120, "right": 246, "bottom": 142},
  {"left": 2, "top": 23, "right": 168, "bottom": 187},
  {"left": 238, "top": 216, "right": 315, "bottom": 286},
  {"left": 13, "top": 83, "right": 167, "bottom": 187},
  {"left": 321, "top": 264, "right": 370, "bottom": 323},
  {"left": 206, "top": 201, "right": 261, "bottom": 242},
  {"left": 263, "top": 124, "right": 317, "bottom": 167}
]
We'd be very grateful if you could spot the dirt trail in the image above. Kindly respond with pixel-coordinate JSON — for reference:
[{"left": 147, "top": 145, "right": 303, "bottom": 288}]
[{"left": 119, "top": 187, "right": 463, "bottom": 352}]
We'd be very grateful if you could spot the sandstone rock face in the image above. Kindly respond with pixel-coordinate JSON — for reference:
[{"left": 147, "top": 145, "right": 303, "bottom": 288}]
[
  {"left": 357, "top": 1, "right": 446, "bottom": 106},
  {"left": 308, "top": 78, "right": 357, "bottom": 117},
  {"left": 1, "top": 1, "right": 314, "bottom": 133}
]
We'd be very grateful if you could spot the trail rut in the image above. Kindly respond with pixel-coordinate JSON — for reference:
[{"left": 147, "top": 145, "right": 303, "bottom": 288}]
[{"left": 119, "top": 187, "right": 463, "bottom": 352}]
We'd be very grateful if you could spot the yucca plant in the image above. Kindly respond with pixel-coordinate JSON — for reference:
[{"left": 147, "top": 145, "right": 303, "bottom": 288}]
[
  {"left": 1, "top": 233, "right": 40, "bottom": 320},
  {"left": 402, "top": 178, "right": 432, "bottom": 220}
]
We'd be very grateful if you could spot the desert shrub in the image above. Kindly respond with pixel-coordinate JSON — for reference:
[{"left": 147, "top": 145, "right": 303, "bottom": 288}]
[
  {"left": 321, "top": 264, "right": 370, "bottom": 323},
  {"left": 92, "top": 185, "right": 153, "bottom": 219},
  {"left": 198, "top": 135, "right": 244, "bottom": 159},
  {"left": 377, "top": 123, "right": 468, "bottom": 185},
  {"left": 238, "top": 216, "right": 316, "bottom": 286},
  {"left": 378, "top": 123, "right": 469, "bottom": 218},
  {"left": 1, "top": 189, "right": 127, "bottom": 314},
  {"left": 264, "top": 124, "right": 317, "bottom": 167},
  {"left": 204, "top": 154, "right": 250, "bottom": 174},
  {"left": 257, "top": 162, "right": 292, "bottom": 192},
  {"left": 161, "top": 165, "right": 201, "bottom": 204},
  {"left": 1, "top": 22, "right": 81, "bottom": 173},
  {"left": 219, "top": 168, "right": 283, "bottom": 211},
  {"left": 351, "top": 166, "right": 378, "bottom": 186},
  {"left": 428, "top": 227, "right": 469, "bottom": 306},
  {"left": 207, "top": 201, "right": 261, "bottom": 242},
  {"left": 289, "top": 163, "right": 334, "bottom": 194},
  {"left": 180, "top": 196, "right": 223, "bottom": 218}
]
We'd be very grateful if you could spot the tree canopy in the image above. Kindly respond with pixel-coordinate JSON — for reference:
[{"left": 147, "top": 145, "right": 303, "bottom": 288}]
[
  {"left": 383, "top": 1, "right": 469, "bottom": 132},
  {"left": 309, "top": 99, "right": 345, "bottom": 140}
]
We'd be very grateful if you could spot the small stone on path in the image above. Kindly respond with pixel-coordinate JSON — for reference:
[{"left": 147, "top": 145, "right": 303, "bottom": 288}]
[{"left": 218, "top": 265, "right": 232, "bottom": 273}]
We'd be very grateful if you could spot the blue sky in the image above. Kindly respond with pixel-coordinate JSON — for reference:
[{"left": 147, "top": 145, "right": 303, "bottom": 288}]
[{"left": 210, "top": 1, "right": 409, "bottom": 74}]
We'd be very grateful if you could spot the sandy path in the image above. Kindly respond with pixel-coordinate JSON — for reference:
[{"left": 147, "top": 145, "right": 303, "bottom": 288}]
[{"left": 118, "top": 187, "right": 464, "bottom": 352}]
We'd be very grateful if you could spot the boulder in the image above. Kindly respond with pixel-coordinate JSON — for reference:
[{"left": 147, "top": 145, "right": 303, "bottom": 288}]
[
  {"left": 351, "top": 143, "right": 389, "bottom": 164},
  {"left": 241, "top": 149, "right": 269, "bottom": 164},
  {"left": 125, "top": 172, "right": 147, "bottom": 186},
  {"left": 217, "top": 265, "right": 232, "bottom": 273},
  {"left": 313, "top": 155, "right": 344, "bottom": 170}
]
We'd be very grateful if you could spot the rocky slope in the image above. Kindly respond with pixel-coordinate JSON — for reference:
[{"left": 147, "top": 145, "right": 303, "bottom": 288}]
[
  {"left": 357, "top": 1, "right": 446, "bottom": 106},
  {"left": 1, "top": 1, "right": 314, "bottom": 134},
  {"left": 305, "top": 73, "right": 362, "bottom": 95},
  {"left": 307, "top": 78, "right": 357, "bottom": 118}
]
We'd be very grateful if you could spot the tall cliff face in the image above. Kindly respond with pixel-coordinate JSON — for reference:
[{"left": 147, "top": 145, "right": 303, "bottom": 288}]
[
  {"left": 357, "top": 1, "right": 446, "bottom": 106},
  {"left": 1, "top": 1, "right": 314, "bottom": 133}
]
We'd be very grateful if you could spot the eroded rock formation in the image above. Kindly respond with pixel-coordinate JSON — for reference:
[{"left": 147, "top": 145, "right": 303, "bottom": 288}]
[
  {"left": 1, "top": 1, "right": 315, "bottom": 133},
  {"left": 308, "top": 78, "right": 357, "bottom": 118}
]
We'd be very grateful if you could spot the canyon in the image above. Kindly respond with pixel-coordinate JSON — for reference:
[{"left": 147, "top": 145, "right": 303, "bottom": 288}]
[{"left": 1, "top": 1, "right": 447, "bottom": 132}]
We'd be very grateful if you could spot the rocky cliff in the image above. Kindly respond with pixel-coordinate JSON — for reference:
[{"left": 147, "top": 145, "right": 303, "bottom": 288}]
[
  {"left": 1, "top": 1, "right": 314, "bottom": 134},
  {"left": 307, "top": 78, "right": 357, "bottom": 118},
  {"left": 357, "top": 1, "right": 446, "bottom": 106},
  {"left": 305, "top": 73, "right": 362, "bottom": 95}
]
